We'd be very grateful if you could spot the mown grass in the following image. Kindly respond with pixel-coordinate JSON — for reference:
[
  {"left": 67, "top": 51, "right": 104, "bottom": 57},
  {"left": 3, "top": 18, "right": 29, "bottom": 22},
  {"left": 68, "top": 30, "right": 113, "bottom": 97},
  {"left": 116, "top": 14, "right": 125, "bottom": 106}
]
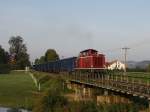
[
  {"left": 126, "top": 72, "right": 150, "bottom": 83},
  {"left": 0, "top": 71, "right": 36, "bottom": 109},
  {"left": 109, "top": 71, "right": 150, "bottom": 83},
  {"left": 127, "top": 72, "right": 150, "bottom": 78}
]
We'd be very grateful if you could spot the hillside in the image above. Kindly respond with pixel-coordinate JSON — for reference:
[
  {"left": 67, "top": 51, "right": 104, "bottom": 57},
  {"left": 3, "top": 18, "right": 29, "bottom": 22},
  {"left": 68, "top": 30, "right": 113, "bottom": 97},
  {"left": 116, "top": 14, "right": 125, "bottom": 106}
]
[{"left": 127, "top": 60, "right": 150, "bottom": 69}]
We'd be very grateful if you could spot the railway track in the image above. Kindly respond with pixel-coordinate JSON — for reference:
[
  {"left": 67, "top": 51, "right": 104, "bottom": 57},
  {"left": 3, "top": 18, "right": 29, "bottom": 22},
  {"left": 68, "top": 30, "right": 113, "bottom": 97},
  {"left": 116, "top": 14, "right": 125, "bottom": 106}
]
[{"left": 67, "top": 72, "right": 150, "bottom": 100}]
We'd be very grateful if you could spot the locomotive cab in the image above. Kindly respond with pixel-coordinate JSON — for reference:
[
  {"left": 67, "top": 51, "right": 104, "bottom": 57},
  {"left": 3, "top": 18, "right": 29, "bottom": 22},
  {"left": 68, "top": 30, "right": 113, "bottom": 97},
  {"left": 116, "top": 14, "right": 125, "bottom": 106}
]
[
  {"left": 76, "top": 49, "right": 105, "bottom": 69},
  {"left": 79, "top": 49, "right": 98, "bottom": 57}
]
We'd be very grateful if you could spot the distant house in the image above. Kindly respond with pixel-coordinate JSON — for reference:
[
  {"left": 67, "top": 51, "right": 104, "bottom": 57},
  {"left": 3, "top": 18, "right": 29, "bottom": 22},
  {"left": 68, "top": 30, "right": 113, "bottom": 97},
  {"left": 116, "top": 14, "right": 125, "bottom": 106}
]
[{"left": 106, "top": 60, "right": 125, "bottom": 71}]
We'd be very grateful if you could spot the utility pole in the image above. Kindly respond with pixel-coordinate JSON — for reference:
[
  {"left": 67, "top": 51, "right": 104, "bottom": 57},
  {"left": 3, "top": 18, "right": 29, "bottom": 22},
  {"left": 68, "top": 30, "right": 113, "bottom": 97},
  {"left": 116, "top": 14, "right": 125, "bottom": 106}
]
[{"left": 122, "top": 47, "right": 130, "bottom": 73}]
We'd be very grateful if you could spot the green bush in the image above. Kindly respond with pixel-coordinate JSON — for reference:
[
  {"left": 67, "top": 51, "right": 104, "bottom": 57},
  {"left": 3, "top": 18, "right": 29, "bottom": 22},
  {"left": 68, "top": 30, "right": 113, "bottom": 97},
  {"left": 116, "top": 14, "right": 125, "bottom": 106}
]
[
  {"left": 0, "top": 64, "right": 11, "bottom": 74},
  {"left": 80, "top": 102, "right": 99, "bottom": 112},
  {"left": 33, "top": 88, "right": 68, "bottom": 112}
]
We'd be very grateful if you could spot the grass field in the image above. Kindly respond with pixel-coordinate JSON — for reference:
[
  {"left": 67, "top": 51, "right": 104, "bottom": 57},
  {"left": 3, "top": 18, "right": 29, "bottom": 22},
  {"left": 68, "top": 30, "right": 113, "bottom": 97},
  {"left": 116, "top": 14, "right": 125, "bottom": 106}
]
[
  {"left": 110, "top": 71, "right": 150, "bottom": 83},
  {"left": 126, "top": 72, "right": 150, "bottom": 83},
  {"left": 127, "top": 72, "right": 150, "bottom": 78},
  {"left": 0, "top": 71, "right": 36, "bottom": 109},
  {"left": 0, "top": 70, "right": 149, "bottom": 110}
]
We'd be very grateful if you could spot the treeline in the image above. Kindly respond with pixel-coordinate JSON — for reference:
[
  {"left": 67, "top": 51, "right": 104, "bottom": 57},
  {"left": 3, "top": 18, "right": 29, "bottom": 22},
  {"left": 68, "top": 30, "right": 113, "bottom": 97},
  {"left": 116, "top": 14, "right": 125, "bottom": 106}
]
[
  {"left": 0, "top": 46, "right": 10, "bottom": 73},
  {"left": 0, "top": 36, "right": 30, "bottom": 73},
  {"left": 34, "top": 49, "right": 59, "bottom": 64},
  {"left": 127, "top": 66, "right": 150, "bottom": 72}
]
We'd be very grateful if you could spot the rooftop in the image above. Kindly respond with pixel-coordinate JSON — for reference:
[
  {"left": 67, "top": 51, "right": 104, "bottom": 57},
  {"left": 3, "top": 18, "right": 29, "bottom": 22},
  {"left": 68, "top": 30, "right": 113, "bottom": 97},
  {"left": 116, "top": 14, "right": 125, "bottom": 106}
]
[{"left": 80, "top": 49, "right": 98, "bottom": 53}]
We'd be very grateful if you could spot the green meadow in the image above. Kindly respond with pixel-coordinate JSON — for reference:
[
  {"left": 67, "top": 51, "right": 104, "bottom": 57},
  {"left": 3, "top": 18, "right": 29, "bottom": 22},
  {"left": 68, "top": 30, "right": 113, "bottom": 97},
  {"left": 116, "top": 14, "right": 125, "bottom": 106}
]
[{"left": 0, "top": 71, "right": 36, "bottom": 109}]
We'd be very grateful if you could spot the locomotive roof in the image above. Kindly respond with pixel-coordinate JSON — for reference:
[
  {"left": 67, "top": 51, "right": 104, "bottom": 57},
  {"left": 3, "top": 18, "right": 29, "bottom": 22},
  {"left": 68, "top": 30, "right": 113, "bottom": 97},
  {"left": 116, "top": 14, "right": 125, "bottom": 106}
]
[{"left": 80, "top": 49, "right": 98, "bottom": 53}]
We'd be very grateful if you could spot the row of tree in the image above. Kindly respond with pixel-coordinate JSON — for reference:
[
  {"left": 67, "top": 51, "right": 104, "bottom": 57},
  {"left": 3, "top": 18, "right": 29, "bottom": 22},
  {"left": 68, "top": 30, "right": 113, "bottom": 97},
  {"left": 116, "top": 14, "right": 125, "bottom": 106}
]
[
  {"left": 34, "top": 49, "right": 59, "bottom": 64},
  {"left": 0, "top": 35, "right": 60, "bottom": 72},
  {"left": 127, "top": 65, "right": 150, "bottom": 72},
  {"left": 0, "top": 36, "right": 30, "bottom": 73},
  {"left": 0, "top": 46, "right": 9, "bottom": 64},
  {"left": 0, "top": 46, "right": 10, "bottom": 73}
]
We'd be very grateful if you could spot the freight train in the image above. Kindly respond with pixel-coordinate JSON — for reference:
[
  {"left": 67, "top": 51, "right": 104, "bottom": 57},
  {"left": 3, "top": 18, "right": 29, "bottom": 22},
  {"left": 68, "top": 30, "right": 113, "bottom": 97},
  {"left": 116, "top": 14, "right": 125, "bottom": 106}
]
[{"left": 33, "top": 49, "right": 106, "bottom": 73}]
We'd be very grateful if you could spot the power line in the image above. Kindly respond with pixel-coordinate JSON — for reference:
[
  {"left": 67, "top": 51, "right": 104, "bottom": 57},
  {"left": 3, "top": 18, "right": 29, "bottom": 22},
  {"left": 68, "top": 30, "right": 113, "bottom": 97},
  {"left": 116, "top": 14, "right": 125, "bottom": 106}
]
[{"left": 103, "top": 38, "right": 150, "bottom": 53}]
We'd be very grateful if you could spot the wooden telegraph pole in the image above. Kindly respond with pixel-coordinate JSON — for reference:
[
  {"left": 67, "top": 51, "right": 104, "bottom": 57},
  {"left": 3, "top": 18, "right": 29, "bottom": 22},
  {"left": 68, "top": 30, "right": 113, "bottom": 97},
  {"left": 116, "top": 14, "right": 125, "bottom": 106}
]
[{"left": 122, "top": 47, "right": 130, "bottom": 73}]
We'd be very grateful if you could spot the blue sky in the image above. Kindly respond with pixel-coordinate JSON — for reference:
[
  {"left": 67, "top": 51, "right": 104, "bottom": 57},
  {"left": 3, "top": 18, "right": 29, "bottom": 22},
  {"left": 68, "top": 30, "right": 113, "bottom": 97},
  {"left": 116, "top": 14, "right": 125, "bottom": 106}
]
[{"left": 0, "top": 0, "right": 150, "bottom": 62}]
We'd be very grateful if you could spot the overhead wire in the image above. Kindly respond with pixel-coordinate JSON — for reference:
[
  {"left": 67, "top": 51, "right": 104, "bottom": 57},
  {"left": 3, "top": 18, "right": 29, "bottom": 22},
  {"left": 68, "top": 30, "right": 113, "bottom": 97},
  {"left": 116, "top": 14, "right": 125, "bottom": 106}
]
[
  {"left": 102, "top": 38, "right": 150, "bottom": 52},
  {"left": 101, "top": 38, "right": 150, "bottom": 61}
]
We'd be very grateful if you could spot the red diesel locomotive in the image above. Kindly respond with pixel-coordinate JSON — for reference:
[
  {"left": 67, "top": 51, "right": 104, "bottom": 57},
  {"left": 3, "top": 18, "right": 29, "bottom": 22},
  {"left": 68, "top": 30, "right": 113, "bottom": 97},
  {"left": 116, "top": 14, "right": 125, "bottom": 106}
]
[
  {"left": 76, "top": 49, "right": 105, "bottom": 69},
  {"left": 33, "top": 49, "right": 106, "bottom": 73}
]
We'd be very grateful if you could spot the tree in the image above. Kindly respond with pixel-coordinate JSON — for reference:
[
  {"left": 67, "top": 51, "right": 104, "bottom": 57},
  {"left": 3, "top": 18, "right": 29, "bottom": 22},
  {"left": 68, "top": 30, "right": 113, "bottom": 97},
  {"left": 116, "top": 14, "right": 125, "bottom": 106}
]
[
  {"left": 0, "top": 45, "right": 10, "bottom": 74},
  {"left": 39, "top": 56, "right": 46, "bottom": 64},
  {"left": 0, "top": 45, "right": 9, "bottom": 64},
  {"left": 8, "top": 36, "right": 30, "bottom": 69},
  {"left": 34, "top": 49, "right": 59, "bottom": 65},
  {"left": 0, "top": 46, "right": 8, "bottom": 64},
  {"left": 34, "top": 58, "right": 40, "bottom": 65},
  {"left": 34, "top": 56, "right": 45, "bottom": 65},
  {"left": 45, "top": 49, "right": 59, "bottom": 62}
]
